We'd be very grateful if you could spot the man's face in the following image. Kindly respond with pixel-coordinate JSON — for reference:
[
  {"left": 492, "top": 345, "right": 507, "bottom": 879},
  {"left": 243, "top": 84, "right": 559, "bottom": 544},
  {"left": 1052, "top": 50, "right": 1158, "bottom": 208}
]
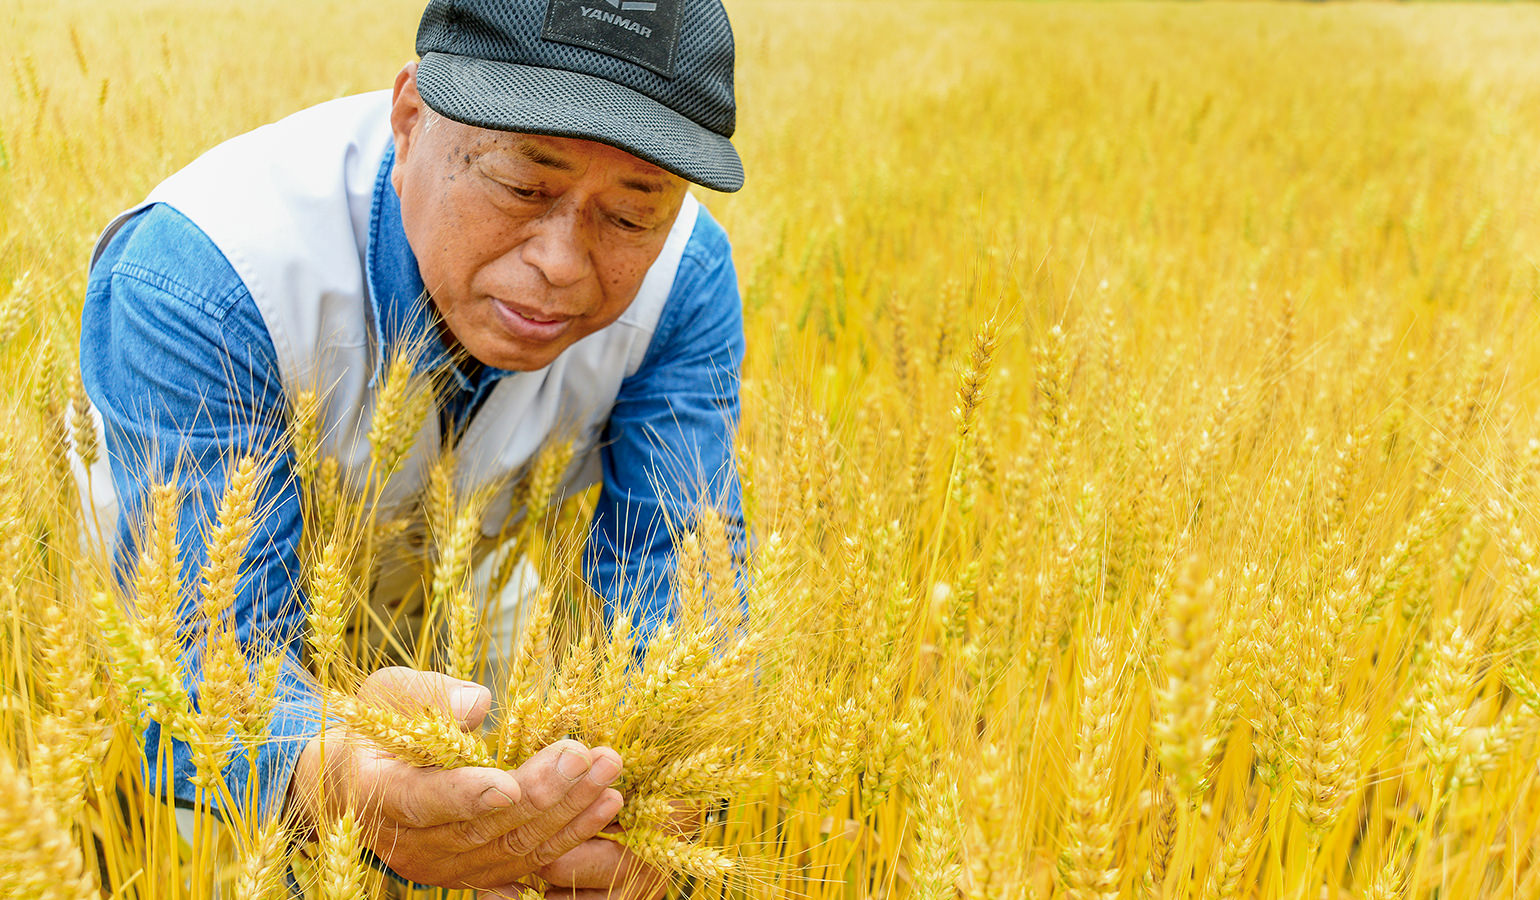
[{"left": 389, "top": 63, "right": 688, "bottom": 372}]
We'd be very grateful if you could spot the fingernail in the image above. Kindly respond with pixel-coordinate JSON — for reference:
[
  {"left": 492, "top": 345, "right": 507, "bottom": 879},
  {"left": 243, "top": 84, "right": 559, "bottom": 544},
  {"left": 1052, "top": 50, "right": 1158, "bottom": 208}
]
[
  {"left": 598, "top": 788, "right": 623, "bottom": 819},
  {"left": 556, "top": 748, "right": 591, "bottom": 780},
  {"left": 480, "top": 784, "right": 515, "bottom": 810},
  {"left": 451, "top": 684, "right": 484, "bottom": 719},
  {"left": 588, "top": 753, "right": 621, "bottom": 785}
]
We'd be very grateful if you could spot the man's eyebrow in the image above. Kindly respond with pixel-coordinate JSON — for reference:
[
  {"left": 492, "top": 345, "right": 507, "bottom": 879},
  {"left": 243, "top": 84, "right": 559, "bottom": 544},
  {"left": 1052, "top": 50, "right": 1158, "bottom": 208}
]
[
  {"left": 511, "top": 139, "right": 576, "bottom": 171},
  {"left": 619, "top": 177, "right": 665, "bottom": 194},
  {"left": 507, "top": 139, "right": 668, "bottom": 193}
]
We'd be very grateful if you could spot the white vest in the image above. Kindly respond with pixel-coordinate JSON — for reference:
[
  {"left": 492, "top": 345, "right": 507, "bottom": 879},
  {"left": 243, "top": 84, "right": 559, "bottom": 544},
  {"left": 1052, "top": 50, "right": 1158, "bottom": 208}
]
[{"left": 84, "top": 91, "right": 701, "bottom": 547}]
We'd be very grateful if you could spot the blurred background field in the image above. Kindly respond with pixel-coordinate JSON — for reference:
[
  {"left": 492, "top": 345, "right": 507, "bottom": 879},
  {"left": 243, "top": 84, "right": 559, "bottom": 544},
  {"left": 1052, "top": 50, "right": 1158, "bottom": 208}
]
[
  {"left": 4, "top": 0, "right": 1540, "bottom": 897},
  {"left": 6, "top": 1, "right": 1539, "bottom": 336},
  {"left": 3, "top": 0, "right": 1540, "bottom": 375}
]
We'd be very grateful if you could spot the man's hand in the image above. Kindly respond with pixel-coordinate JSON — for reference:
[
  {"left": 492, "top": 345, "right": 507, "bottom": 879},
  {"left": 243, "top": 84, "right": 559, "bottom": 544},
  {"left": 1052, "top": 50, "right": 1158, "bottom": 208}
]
[
  {"left": 287, "top": 667, "right": 625, "bottom": 891},
  {"left": 533, "top": 804, "right": 706, "bottom": 900},
  {"left": 531, "top": 825, "right": 665, "bottom": 900}
]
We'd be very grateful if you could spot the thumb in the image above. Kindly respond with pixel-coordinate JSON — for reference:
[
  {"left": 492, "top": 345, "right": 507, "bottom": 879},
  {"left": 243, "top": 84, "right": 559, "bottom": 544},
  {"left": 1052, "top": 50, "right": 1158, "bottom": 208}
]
[{"left": 359, "top": 666, "right": 492, "bottom": 730}]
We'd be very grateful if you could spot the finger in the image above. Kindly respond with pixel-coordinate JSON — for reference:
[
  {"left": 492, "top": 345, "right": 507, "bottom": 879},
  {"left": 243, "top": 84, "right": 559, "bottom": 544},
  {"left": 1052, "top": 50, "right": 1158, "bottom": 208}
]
[
  {"left": 670, "top": 801, "right": 707, "bottom": 834},
  {"left": 363, "top": 753, "right": 522, "bottom": 829},
  {"left": 617, "top": 854, "right": 670, "bottom": 900},
  {"left": 542, "top": 891, "right": 611, "bottom": 900},
  {"left": 493, "top": 743, "right": 623, "bottom": 858},
  {"left": 414, "top": 775, "right": 560, "bottom": 850},
  {"left": 478, "top": 886, "right": 541, "bottom": 900},
  {"left": 529, "top": 787, "right": 624, "bottom": 867},
  {"left": 431, "top": 773, "right": 622, "bottom": 858},
  {"left": 429, "top": 740, "right": 606, "bottom": 851},
  {"left": 359, "top": 665, "right": 493, "bottom": 729},
  {"left": 537, "top": 833, "right": 666, "bottom": 899},
  {"left": 541, "top": 849, "right": 668, "bottom": 900},
  {"left": 536, "top": 837, "right": 627, "bottom": 888},
  {"left": 451, "top": 792, "right": 620, "bottom": 887}
]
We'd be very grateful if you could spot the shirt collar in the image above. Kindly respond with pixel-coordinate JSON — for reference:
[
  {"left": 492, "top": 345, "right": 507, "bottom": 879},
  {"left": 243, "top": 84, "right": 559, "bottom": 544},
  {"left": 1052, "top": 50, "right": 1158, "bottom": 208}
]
[{"left": 364, "top": 143, "right": 513, "bottom": 391}]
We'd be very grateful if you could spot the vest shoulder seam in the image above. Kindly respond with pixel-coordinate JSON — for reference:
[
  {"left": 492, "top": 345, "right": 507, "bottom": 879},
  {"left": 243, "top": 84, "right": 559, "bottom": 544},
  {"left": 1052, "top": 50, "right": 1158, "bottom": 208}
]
[{"left": 110, "top": 260, "right": 249, "bottom": 323}]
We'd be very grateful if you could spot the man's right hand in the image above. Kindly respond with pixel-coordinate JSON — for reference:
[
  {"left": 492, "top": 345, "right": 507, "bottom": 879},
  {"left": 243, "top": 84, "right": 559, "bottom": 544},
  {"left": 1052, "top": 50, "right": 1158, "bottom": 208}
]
[{"left": 287, "top": 667, "right": 625, "bottom": 891}]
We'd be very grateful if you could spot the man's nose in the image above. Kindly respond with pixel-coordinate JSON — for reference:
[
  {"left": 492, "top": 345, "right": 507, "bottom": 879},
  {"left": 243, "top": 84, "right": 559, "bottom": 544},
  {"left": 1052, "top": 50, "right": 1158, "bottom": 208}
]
[{"left": 519, "top": 200, "right": 592, "bottom": 288}]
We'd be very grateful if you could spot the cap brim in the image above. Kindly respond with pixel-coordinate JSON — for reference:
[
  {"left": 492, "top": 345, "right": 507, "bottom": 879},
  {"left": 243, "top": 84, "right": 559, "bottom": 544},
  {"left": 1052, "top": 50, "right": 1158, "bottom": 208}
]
[{"left": 416, "top": 51, "right": 744, "bottom": 192}]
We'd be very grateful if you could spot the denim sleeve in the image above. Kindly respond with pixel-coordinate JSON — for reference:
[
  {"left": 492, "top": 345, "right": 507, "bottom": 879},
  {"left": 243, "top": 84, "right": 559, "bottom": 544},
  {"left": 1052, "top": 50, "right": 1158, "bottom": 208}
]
[
  {"left": 80, "top": 204, "right": 317, "bottom": 822},
  {"left": 584, "top": 209, "right": 747, "bottom": 635}
]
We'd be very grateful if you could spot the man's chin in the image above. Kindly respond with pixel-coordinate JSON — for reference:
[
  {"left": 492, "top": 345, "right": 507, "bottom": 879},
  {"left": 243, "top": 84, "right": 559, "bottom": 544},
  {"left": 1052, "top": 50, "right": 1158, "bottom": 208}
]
[{"left": 470, "top": 340, "right": 568, "bottom": 373}]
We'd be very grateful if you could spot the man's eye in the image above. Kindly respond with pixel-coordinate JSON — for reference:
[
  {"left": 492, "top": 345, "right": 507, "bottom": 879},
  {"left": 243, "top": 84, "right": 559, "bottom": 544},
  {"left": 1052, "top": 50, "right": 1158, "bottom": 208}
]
[
  {"left": 609, "top": 214, "right": 645, "bottom": 232},
  {"left": 506, "top": 184, "right": 541, "bottom": 200}
]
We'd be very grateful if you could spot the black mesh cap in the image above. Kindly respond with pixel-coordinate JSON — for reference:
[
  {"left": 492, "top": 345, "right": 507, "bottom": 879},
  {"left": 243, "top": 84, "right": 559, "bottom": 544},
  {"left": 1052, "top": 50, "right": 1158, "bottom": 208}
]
[{"left": 415, "top": 0, "right": 743, "bottom": 192}]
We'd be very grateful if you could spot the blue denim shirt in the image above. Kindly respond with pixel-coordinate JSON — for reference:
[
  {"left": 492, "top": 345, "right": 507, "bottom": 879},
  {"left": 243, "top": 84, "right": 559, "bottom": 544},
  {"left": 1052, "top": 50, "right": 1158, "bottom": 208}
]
[{"left": 80, "top": 144, "right": 745, "bottom": 822}]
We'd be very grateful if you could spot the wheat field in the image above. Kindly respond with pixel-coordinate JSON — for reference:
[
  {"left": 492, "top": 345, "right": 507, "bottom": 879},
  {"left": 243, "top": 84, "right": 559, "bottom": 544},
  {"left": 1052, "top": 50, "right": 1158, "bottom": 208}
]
[{"left": 3, "top": 0, "right": 1540, "bottom": 898}]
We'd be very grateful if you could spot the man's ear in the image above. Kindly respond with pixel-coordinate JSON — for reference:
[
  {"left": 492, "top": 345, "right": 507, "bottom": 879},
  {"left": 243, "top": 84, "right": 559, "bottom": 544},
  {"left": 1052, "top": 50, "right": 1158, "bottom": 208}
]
[{"left": 389, "top": 61, "right": 423, "bottom": 195}]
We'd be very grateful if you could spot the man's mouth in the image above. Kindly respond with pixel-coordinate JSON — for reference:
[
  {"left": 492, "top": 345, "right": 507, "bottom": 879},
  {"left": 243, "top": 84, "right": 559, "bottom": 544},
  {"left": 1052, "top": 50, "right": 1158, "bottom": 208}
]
[{"left": 492, "top": 298, "right": 573, "bottom": 342}]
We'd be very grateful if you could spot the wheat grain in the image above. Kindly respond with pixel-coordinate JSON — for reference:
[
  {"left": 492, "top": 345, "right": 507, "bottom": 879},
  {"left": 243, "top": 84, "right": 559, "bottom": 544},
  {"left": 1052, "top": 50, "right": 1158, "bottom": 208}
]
[
  {"left": 333, "top": 694, "right": 496, "bottom": 770},
  {"left": 0, "top": 756, "right": 98, "bottom": 900},
  {"left": 1060, "top": 633, "right": 1121, "bottom": 900},
  {"left": 316, "top": 809, "right": 370, "bottom": 900}
]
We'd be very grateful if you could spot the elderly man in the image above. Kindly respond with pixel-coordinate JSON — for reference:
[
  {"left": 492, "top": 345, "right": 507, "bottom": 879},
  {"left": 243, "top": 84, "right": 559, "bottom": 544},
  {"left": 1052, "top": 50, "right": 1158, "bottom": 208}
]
[{"left": 78, "top": 0, "right": 745, "bottom": 894}]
